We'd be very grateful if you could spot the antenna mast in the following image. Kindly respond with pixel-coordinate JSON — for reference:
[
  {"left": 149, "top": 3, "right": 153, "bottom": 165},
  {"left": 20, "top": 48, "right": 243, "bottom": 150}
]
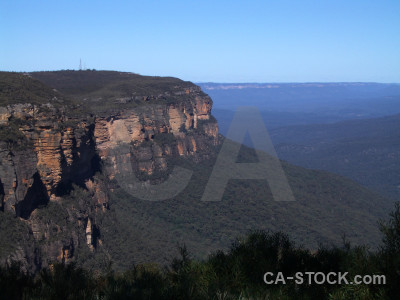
[{"left": 79, "top": 59, "right": 82, "bottom": 70}]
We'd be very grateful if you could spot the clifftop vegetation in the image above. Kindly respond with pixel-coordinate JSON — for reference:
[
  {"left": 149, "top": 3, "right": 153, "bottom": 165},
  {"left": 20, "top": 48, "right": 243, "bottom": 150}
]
[
  {"left": 30, "top": 70, "right": 208, "bottom": 114},
  {"left": 0, "top": 72, "right": 67, "bottom": 107},
  {"left": 0, "top": 70, "right": 210, "bottom": 115},
  {"left": 31, "top": 70, "right": 196, "bottom": 97}
]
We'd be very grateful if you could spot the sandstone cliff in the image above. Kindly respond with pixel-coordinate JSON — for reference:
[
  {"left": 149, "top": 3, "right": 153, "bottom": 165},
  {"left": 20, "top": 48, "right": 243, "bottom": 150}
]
[{"left": 0, "top": 71, "right": 219, "bottom": 272}]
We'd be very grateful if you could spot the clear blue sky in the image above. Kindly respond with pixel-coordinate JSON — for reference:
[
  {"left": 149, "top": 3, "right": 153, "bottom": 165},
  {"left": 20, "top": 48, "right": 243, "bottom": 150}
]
[{"left": 1, "top": 0, "right": 399, "bottom": 82}]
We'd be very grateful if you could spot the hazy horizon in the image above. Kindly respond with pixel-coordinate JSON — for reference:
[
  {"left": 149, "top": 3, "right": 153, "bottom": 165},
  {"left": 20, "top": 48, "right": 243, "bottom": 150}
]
[{"left": 1, "top": 69, "right": 400, "bottom": 85}]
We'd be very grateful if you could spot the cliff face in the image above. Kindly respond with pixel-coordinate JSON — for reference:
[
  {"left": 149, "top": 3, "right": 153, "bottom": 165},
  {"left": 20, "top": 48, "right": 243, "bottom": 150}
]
[
  {"left": 0, "top": 78, "right": 219, "bottom": 272},
  {"left": 94, "top": 95, "right": 218, "bottom": 178},
  {"left": 0, "top": 104, "right": 99, "bottom": 213}
]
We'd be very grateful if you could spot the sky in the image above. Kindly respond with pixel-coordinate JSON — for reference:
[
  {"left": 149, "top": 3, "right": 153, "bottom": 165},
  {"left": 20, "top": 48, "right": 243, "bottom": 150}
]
[{"left": 1, "top": 0, "right": 399, "bottom": 82}]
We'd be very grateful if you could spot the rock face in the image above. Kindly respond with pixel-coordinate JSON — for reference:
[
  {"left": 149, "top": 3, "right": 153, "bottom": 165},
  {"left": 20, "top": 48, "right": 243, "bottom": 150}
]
[
  {"left": 94, "top": 96, "right": 219, "bottom": 178},
  {"left": 0, "top": 104, "right": 99, "bottom": 213},
  {"left": 0, "top": 81, "right": 219, "bottom": 272}
]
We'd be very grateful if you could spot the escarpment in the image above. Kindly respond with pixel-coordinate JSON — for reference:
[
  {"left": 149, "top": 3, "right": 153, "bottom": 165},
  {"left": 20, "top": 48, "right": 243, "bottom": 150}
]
[{"left": 0, "top": 71, "right": 219, "bottom": 271}]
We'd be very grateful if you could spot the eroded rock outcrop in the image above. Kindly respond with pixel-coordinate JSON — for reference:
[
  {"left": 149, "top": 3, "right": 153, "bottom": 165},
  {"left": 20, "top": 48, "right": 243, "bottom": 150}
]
[{"left": 0, "top": 104, "right": 100, "bottom": 211}]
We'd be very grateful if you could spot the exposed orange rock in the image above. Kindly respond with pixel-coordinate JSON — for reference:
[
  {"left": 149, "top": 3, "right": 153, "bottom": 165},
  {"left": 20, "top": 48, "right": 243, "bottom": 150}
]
[
  {"left": 168, "top": 106, "right": 185, "bottom": 133},
  {"left": 61, "top": 128, "right": 75, "bottom": 165},
  {"left": 34, "top": 130, "right": 63, "bottom": 196}
]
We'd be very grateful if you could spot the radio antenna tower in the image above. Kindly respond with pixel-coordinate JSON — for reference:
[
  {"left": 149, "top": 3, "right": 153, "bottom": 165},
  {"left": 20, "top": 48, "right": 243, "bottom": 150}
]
[{"left": 79, "top": 59, "right": 82, "bottom": 70}]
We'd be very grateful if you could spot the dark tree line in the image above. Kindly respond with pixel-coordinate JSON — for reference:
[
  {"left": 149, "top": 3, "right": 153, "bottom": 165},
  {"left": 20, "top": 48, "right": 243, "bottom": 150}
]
[{"left": 1, "top": 203, "right": 400, "bottom": 300}]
